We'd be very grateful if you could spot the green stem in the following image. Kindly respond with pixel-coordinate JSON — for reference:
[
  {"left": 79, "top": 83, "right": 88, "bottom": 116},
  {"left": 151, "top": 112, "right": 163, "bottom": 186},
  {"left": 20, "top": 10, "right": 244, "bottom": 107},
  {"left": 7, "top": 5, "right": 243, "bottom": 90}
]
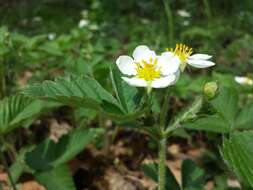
[
  {"left": 163, "top": 0, "right": 174, "bottom": 46},
  {"left": 203, "top": 0, "right": 212, "bottom": 22},
  {"left": 158, "top": 89, "right": 170, "bottom": 190},
  {"left": 158, "top": 138, "right": 167, "bottom": 190},
  {"left": 99, "top": 112, "right": 110, "bottom": 154},
  {"left": 0, "top": 151, "right": 17, "bottom": 190},
  {"left": 164, "top": 122, "right": 181, "bottom": 137},
  {"left": 160, "top": 89, "right": 170, "bottom": 131},
  {"left": 0, "top": 62, "right": 5, "bottom": 99},
  {"left": 144, "top": 89, "right": 153, "bottom": 117}
]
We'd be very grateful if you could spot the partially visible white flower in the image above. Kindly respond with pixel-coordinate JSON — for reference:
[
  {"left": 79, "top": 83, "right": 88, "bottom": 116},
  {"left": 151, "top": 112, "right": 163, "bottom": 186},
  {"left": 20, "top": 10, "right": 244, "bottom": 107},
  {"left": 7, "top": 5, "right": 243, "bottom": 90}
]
[
  {"left": 167, "top": 43, "right": 215, "bottom": 71},
  {"left": 33, "top": 16, "right": 42, "bottom": 22},
  {"left": 81, "top": 10, "right": 89, "bottom": 18},
  {"left": 48, "top": 33, "right": 56, "bottom": 40},
  {"left": 78, "top": 19, "right": 89, "bottom": 28},
  {"left": 116, "top": 45, "right": 180, "bottom": 91},
  {"left": 177, "top": 10, "right": 191, "bottom": 18},
  {"left": 235, "top": 76, "right": 253, "bottom": 86},
  {"left": 140, "top": 18, "right": 150, "bottom": 25},
  {"left": 89, "top": 24, "right": 99, "bottom": 30},
  {"left": 182, "top": 20, "right": 190, "bottom": 26}
]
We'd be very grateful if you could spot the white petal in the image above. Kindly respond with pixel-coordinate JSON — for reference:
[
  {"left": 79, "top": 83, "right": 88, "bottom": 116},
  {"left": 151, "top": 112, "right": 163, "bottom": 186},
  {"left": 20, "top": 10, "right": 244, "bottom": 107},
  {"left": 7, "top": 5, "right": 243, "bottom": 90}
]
[
  {"left": 235, "top": 76, "right": 253, "bottom": 85},
  {"left": 151, "top": 75, "right": 177, "bottom": 88},
  {"left": 177, "top": 10, "right": 191, "bottom": 17},
  {"left": 116, "top": 55, "right": 137, "bottom": 75},
  {"left": 235, "top": 76, "right": 245, "bottom": 84},
  {"left": 189, "top": 54, "right": 212, "bottom": 60},
  {"left": 157, "top": 52, "right": 180, "bottom": 75},
  {"left": 171, "top": 70, "right": 181, "bottom": 85},
  {"left": 187, "top": 59, "right": 215, "bottom": 68},
  {"left": 122, "top": 77, "right": 147, "bottom": 87},
  {"left": 132, "top": 45, "right": 156, "bottom": 62}
]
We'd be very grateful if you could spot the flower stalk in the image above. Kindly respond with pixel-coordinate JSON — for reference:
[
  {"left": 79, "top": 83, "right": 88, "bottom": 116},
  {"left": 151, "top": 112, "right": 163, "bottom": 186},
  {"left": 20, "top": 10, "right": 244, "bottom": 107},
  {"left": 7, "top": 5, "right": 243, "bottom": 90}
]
[
  {"left": 157, "top": 89, "right": 170, "bottom": 190},
  {"left": 158, "top": 138, "right": 167, "bottom": 190},
  {"left": 160, "top": 89, "right": 170, "bottom": 130},
  {"left": 115, "top": 44, "right": 215, "bottom": 190}
]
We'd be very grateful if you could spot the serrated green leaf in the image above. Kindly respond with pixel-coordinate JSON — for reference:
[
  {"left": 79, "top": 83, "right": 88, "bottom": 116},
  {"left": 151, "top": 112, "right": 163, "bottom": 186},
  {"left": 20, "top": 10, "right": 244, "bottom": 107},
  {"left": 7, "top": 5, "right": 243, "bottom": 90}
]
[
  {"left": 182, "top": 159, "right": 206, "bottom": 189},
  {"left": 9, "top": 147, "right": 32, "bottom": 183},
  {"left": 22, "top": 75, "right": 123, "bottom": 113},
  {"left": 39, "top": 41, "right": 63, "bottom": 56},
  {"left": 35, "top": 164, "right": 75, "bottom": 190},
  {"left": 235, "top": 102, "right": 253, "bottom": 130},
  {"left": 141, "top": 162, "right": 181, "bottom": 190},
  {"left": 0, "top": 95, "right": 53, "bottom": 134},
  {"left": 26, "top": 127, "right": 104, "bottom": 171},
  {"left": 141, "top": 162, "right": 158, "bottom": 182},
  {"left": 110, "top": 66, "right": 141, "bottom": 113},
  {"left": 221, "top": 131, "right": 253, "bottom": 187},
  {"left": 210, "top": 87, "right": 238, "bottom": 125},
  {"left": 184, "top": 115, "right": 230, "bottom": 133}
]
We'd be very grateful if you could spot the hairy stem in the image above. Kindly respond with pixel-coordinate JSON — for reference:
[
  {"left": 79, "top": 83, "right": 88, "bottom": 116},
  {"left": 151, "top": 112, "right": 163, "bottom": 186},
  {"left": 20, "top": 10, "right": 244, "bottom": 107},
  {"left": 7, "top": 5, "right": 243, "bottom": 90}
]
[
  {"left": 160, "top": 89, "right": 170, "bottom": 131},
  {"left": 158, "top": 138, "right": 167, "bottom": 190},
  {"left": 158, "top": 89, "right": 170, "bottom": 190}
]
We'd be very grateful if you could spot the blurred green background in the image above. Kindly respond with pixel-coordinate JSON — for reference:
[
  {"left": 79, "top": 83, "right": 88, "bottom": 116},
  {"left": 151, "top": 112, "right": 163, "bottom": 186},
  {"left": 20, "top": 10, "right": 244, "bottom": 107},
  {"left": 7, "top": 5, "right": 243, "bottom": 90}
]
[
  {"left": 1, "top": 1, "right": 253, "bottom": 189},
  {"left": 1, "top": 0, "right": 253, "bottom": 96}
]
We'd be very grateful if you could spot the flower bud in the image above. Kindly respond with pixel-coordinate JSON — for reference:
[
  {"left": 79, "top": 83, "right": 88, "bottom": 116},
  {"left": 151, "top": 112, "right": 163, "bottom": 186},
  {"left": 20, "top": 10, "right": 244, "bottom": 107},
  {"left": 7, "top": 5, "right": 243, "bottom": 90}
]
[{"left": 203, "top": 81, "right": 218, "bottom": 99}]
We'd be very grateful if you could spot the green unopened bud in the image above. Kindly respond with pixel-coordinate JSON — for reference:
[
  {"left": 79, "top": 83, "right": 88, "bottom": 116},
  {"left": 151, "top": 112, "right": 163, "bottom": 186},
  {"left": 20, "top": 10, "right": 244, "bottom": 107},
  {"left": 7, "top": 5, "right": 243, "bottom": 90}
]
[{"left": 203, "top": 81, "right": 218, "bottom": 99}]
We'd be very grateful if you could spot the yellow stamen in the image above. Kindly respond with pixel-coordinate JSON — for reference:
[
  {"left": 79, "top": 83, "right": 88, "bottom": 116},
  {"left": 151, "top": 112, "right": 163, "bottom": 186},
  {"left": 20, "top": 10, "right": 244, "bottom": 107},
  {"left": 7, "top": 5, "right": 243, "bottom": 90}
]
[
  {"left": 136, "top": 58, "right": 161, "bottom": 81},
  {"left": 167, "top": 43, "right": 193, "bottom": 62}
]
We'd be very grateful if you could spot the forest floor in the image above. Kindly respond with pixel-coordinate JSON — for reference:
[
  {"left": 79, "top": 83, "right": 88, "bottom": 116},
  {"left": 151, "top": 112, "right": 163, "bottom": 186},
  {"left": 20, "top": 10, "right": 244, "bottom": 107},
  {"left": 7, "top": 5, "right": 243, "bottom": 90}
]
[{"left": 0, "top": 119, "right": 240, "bottom": 190}]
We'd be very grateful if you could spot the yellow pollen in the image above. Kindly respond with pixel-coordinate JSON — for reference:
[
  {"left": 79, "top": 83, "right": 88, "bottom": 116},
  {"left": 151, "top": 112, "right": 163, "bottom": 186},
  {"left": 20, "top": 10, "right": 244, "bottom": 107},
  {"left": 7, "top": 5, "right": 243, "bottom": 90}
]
[
  {"left": 167, "top": 43, "right": 193, "bottom": 62},
  {"left": 136, "top": 58, "right": 161, "bottom": 81}
]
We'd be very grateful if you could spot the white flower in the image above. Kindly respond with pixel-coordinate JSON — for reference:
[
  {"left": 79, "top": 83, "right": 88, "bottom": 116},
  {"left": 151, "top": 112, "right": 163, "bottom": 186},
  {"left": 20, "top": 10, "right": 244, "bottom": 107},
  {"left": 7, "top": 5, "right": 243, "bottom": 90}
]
[
  {"left": 167, "top": 43, "right": 215, "bottom": 71},
  {"left": 177, "top": 10, "right": 191, "bottom": 18},
  {"left": 78, "top": 19, "right": 89, "bottom": 28},
  {"left": 235, "top": 76, "right": 253, "bottom": 86},
  {"left": 182, "top": 20, "right": 190, "bottom": 26},
  {"left": 48, "top": 33, "right": 56, "bottom": 40},
  {"left": 116, "top": 45, "right": 180, "bottom": 90}
]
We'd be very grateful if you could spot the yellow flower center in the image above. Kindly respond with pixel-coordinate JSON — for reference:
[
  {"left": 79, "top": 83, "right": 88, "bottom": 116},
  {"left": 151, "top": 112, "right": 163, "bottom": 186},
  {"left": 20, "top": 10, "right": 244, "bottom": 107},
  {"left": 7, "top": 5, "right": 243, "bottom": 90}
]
[
  {"left": 167, "top": 43, "right": 193, "bottom": 62},
  {"left": 136, "top": 57, "right": 161, "bottom": 81}
]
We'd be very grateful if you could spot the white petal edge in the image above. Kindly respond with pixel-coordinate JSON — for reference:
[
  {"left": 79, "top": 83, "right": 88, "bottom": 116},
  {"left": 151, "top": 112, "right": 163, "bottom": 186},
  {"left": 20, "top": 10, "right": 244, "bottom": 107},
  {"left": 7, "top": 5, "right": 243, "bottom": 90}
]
[
  {"left": 157, "top": 52, "right": 180, "bottom": 75},
  {"left": 122, "top": 77, "right": 147, "bottom": 87},
  {"left": 116, "top": 55, "right": 137, "bottom": 75},
  {"left": 151, "top": 75, "right": 177, "bottom": 88},
  {"left": 187, "top": 59, "right": 215, "bottom": 68},
  {"left": 132, "top": 45, "right": 156, "bottom": 62},
  {"left": 235, "top": 76, "right": 253, "bottom": 85},
  {"left": 189, "top": 54, "right": 212, "bottom": 60}
]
